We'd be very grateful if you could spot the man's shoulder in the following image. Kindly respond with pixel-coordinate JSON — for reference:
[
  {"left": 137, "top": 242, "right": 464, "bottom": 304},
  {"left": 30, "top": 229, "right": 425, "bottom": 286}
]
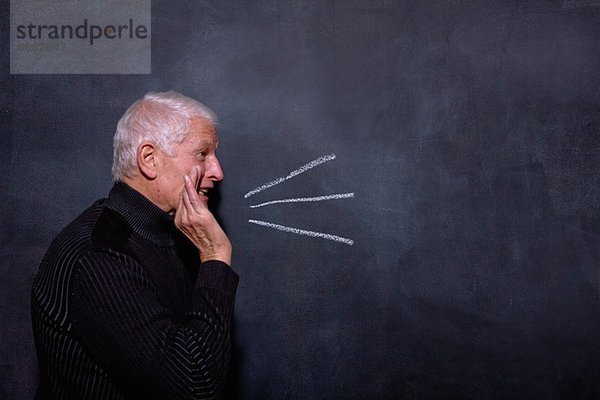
[
  {"left": 45, "top": 200, "right": 106, "bottom": 256},
  {"left": 35, "top": 198, "right": 137, "bottom": 281},
  {"left": 47, "top": 199, "right": 135, "bottom": 262}
]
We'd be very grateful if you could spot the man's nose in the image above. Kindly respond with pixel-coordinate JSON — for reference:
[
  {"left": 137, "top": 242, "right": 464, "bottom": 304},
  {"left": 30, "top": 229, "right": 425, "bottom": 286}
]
[{"left": 207, "top": 157, "right": 224, "bottom": 181}]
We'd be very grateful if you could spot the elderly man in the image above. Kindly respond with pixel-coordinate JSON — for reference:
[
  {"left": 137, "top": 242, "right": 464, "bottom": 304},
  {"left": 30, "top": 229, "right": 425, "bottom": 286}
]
[{"left": 31, "top": 91, "right": 238, "bottom": 399}]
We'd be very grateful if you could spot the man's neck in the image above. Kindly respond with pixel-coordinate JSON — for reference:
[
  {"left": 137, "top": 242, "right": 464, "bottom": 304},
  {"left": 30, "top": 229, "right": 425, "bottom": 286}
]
[{"left": 120, "top": 177, "right": 171, "bottom": 215}]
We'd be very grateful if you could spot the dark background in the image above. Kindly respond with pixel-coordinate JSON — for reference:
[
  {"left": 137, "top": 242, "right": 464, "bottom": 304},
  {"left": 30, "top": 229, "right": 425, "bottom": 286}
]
[{"left": 2, "top": 1, "right": 600, "bottom": 399}]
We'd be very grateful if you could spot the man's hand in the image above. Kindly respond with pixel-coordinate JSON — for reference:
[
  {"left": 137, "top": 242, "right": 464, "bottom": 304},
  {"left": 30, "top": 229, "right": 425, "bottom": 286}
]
[{"left": 174, "top": 166, "right": 232, "bottom": 265}]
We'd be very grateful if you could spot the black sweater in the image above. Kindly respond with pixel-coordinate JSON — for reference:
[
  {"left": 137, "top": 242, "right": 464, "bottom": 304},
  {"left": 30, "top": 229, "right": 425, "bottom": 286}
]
[{"left": 31, "top": 182, "right": 239, "bottom": 400}]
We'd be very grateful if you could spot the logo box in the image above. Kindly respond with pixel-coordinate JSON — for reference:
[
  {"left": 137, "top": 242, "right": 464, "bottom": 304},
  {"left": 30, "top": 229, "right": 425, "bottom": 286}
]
[{"left": 10, "top": 0, "right": 151, "bottom": 74}]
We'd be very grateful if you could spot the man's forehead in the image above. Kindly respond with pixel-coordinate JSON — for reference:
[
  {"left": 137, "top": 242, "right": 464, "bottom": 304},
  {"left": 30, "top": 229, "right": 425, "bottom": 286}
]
[
  {"left": 189, "top": 116, "right": 216, "bottom": 134},
  {"left": 180, "top": 118, "right": 217, "bottom": 149}
]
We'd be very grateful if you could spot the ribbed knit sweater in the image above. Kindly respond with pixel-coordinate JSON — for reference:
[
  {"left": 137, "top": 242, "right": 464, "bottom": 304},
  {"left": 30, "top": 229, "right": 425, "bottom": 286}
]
[{"left": 31, "top": 182, "right": 239, "bottom": 400}]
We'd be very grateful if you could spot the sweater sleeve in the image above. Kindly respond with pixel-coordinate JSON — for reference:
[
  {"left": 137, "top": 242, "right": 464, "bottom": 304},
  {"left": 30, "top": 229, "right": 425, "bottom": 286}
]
[{"left": 69, "top": 249, "right": 239, "bottom": 400}]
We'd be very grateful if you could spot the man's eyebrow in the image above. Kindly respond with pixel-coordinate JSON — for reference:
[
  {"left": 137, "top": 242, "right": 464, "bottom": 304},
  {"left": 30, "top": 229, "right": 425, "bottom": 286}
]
[
  {"left": 203, "top": 138, "right": 219, "bottom": 149},
  {"left": 199, "top": 139, "right": 216, "bottom": 148}
]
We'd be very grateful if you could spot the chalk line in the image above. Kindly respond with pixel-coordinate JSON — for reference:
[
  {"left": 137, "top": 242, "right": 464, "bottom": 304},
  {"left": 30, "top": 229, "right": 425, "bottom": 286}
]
[
  {"left": 244, "top": 154, "right": 337, "bottom": 199},
  {"left": 248, "top": 219, "right": 354, "bottom": 246},
  {"left": 249, "top": 192, "right": 354, "bottom": 209}
]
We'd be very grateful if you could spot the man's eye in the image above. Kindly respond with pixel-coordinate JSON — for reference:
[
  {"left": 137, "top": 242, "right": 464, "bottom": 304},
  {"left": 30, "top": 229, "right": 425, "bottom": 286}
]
[{"left": 197, "top": 151, "right": 207, "bottom": 160}]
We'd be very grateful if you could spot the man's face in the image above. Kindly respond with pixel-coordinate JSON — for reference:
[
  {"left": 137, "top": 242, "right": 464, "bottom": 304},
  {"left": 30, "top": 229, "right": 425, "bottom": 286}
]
[{"left": 154, "top": 117, "right": 223, "bottom": 214}]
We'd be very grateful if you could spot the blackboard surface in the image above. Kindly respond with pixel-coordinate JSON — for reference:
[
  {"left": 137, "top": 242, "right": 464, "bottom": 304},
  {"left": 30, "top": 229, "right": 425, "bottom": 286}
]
[{"left": 2, "top": 1, "right": 600, "bottom": 399}]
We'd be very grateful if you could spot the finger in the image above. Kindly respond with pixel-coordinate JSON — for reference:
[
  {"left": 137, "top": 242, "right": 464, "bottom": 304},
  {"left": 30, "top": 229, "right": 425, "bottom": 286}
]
[
  {"left": 177, "top": 174, "right": 195, "bottom": 213},
  {"left": 184, "top": 174, "right": 205, "bottom": 213},
  {"left": 189, "top": 166, "right": 204, "bottom": 204},
  {"left": 190, "top": 165, "right": 200, "bottom": 188},
  {"left": 182, "top": 175, "right": 202, "bottom": 213},
  {"left": 174, "top": 188, "right": 187, "bottom": 225},
  {"left": 182, "top": 177, "right": 197, "bottom": 214}
]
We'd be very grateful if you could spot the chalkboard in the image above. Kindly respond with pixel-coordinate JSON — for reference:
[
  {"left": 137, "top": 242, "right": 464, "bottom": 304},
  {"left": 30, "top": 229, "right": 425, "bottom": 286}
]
[{"left": 3, "top": 1, "right": 600, "bottom": 399}]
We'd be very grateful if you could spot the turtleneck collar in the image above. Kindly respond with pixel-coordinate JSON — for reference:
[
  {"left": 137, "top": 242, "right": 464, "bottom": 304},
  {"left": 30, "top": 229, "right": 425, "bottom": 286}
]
[{"left": 105, "top": 182, "right": 176, "bottom": 246}]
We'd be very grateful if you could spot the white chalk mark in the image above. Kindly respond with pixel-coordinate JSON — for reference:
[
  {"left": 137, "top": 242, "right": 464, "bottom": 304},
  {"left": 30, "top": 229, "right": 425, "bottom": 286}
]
[
  {"left": 248, "top": 219, "right": 354, "bottom": 246},
  {"left": 244, "top": 154, "right": 337, "bottom": 199},
  {"left": 249, "top": 192, "right": 354, "bottom": 209}
]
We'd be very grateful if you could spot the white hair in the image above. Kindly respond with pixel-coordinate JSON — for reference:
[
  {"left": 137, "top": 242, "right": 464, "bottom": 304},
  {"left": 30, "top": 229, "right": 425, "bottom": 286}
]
[{"left": 111, "top": 91, "right": 216, "bottom": 182}]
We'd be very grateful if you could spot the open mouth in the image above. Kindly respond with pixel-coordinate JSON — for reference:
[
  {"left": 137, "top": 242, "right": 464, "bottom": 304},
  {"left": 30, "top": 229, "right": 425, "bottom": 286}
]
[{"left": 197, "top": 188, "right": 210, "bottom": 197}]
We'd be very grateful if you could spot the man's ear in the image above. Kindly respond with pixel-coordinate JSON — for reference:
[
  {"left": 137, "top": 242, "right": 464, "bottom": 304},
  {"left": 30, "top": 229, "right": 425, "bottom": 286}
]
[{"left": 137, "top": 141, "right": 158, "bottom": 179}]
